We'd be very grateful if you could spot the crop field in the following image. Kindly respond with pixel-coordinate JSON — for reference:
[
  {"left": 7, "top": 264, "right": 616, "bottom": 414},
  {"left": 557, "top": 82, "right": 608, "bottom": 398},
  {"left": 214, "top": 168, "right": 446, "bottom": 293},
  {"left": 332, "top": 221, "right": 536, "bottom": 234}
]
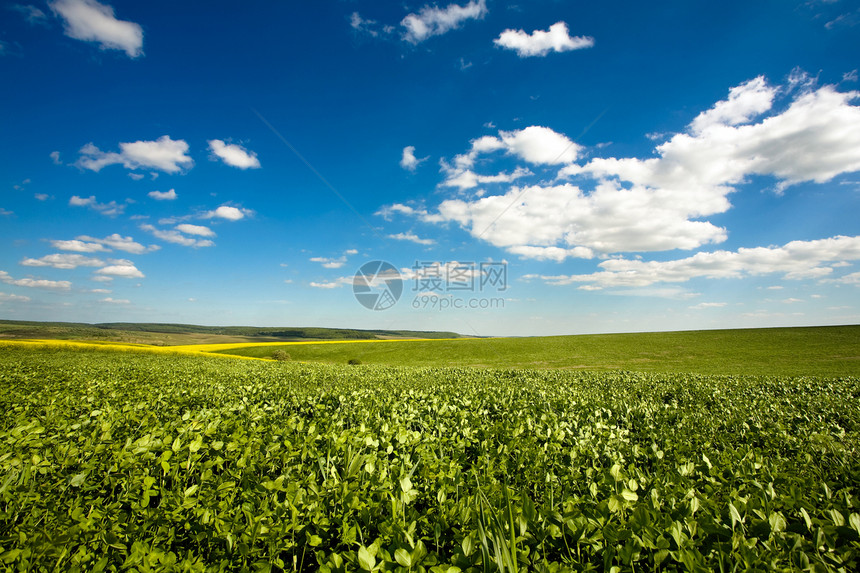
[
  {"left": 213, "top": 326, "right": 860, "bottom": 377},
  {"left": 1, "top": 342, "right": 859, "bottom": 572}
]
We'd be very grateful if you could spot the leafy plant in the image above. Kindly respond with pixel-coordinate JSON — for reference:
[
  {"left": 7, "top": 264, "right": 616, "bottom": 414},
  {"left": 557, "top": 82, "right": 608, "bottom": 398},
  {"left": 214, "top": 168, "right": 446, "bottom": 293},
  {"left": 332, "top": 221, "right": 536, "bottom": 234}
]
[{"left": 0, "top": 344, "right": 858, "bottom": 571}]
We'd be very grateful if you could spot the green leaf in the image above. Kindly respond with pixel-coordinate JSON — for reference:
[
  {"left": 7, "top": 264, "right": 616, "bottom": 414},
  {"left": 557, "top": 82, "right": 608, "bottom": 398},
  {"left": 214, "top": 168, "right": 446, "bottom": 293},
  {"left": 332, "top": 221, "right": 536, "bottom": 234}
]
[
  {"left": 394, "top": 548, "right": 411, "bottom": 568},
  {"left": 461, "top": 533, "right": 474, "bottom": 557},
  {"left": 308, "top": 535, "right": 322, "bottom": 547},
  {"left": 849, "top": 513, "right": 860, "bottom": 534},
  {"left": 621, "top": 488, "right": 638, "bottom": 502},
  {"left": 357, "top": 546, "right": 375, "bottom": 571},
  {"left": 729, "top": 502, "right": 743, "bottom": 530},
  {"left": 400, "top": 476, "right": 413, "bottom": 493},
  {"left": 70, "top": 472, "right": 87, "bottom": 487}
]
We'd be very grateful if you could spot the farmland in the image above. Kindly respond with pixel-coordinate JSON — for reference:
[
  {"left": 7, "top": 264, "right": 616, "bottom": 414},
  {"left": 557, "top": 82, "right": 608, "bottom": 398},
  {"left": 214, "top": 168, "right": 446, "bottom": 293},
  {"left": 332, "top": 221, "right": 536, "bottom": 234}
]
[
  {"left": 1, "top": 340, "right": 859, "bottom": 571},
  {"left": 213, "top": 325, "right": 860, "bottom": 377}
]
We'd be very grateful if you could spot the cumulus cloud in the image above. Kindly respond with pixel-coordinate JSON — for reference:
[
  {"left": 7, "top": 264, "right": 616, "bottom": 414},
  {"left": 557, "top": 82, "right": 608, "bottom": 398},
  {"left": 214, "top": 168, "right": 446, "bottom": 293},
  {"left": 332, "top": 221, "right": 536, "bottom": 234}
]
[
  {"left": 441, "top": 166, "right": 532, "bottom": 191},
  {"left": 204, "top": 205, "right": 252, "bottom": 221},
  {"left": 139, "top": 224, "right": 215, "bottom": 248},
  {"left": 494, "top": 21, "right": 594, "bottom": 57},
  {"left": 20, "top": 253, "right": 105, "bottom": 269},
  {"left": 49, "top": 0, "right": 143, "bottom": 57},
  {"left": 50, "top": 239, "right": 109, "bottom": 253},
  {"left": 400, "top": 146, "right": 428, "bottom": 171},
  {"left": 389, "top": 232, "right": 436, "bottom": 245},
  {"left": 401, "top": 0, "right": 487, "bottom": 43},
  {"left": 439, "top": 126, "right": 579, "bottom": 191},
  {"left": 176, "top": 224, "right": 215, "bottom": 237},
  {"left": 0, "top": 270, "right": 72, "bottom": 290},
  {"left": 524, "top": 235, "right": 860, "bottom": 289},
  {"left": 148, "top": 189, "right": 177, "bottom": 201},
  {"left": 689, "top": 76, "right": 776, "bottom": 134},
  {"left": 208, "top": 139, "right": 261, "bottom": 169},
  {"left": 407, "top": 77, "right": 860, "bottom": 261},
  {"left": 73, "top": 234, "right": 157, "bottom": 254},
  {"left": 76, "top": 136, "right": 193, "bottom": 173},
  {"left": 94, "top": 260, "right": 144, "bottom": 278}
]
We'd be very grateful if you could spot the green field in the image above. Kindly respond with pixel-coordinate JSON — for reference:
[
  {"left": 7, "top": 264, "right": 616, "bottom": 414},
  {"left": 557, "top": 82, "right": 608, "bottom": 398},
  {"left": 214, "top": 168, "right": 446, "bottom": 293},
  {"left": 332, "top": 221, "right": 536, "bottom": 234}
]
[
  {"left": 0, "top": 320, "right": 463, "bottom": 346},
  {"left": 216, "top": 325, "right": 860, "bottom": 377},
  {"left": 1, "top": 342, "right": 859, "bottom": 572}
]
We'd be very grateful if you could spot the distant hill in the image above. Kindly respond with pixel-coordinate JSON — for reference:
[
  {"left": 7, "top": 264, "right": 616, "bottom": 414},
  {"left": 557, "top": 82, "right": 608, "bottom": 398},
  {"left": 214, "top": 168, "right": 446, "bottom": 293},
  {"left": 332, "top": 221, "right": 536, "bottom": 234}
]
[{"left": 0, "top": 320, "right": 464, "bottom": 345}]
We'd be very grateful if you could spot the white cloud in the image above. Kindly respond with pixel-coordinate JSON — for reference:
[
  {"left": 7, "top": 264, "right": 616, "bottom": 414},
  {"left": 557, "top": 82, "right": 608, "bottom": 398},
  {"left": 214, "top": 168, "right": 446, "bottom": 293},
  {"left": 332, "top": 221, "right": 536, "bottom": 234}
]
[
  {"left": 500, "top": 126, "right": 582, "bottom": 165},
  {"left": 0, "top": 292, "right": 31, "bottom": 303},
  {"left": 689, "top": 77, "right": 776, "bottom": 134},
  {"left": 400, "top": 146, "right": 428, "bottom": 171},
  {"left": 204, "top": 205, "right": 251, "bottom": 221},
  {"left": 441, "top": 165, "right": 532, "bottom": 191},
  {"left": 68, "top": 195, "right": 125, "bottom": 216},
  {"left": 376, "top": 203, "right": 424, "bottom": 219},
  {"left": 822, "top": 271, "right": 860, "bottom": 285},
  {"left": 21, "top": 253, "right": 105, "bottom": 269},
  {"left": 73, "top": 234, "right": 156, "bottom": 254},
  {"left": 436, "top": 182, "right": 725, "bottom": 257},
  {"left": 176, "top": 224, "right": 215, "bottom": 237},
  {"left": 90, "top": 288, "right": 111, "bottom": 294},
  {"left": 401, "top": 0, "right": 487, "bottom": 43},
  {"left": 148, "top": 189, "right": 177, "bottom": 201},
  {"left": 690, "top": 302, "right": 728, "bottom": 310},
  {"left": 494, "top": 21, "right": 594, "bottom": 57},
  {"left": 344, "top": 249, "right": 359, "bottom": 256},
  {"left": 11, "top": 4, "right": 49, "bottom": 25},
  {"left": 310, "top": 256, "right": 346, "bottom": 269},
  {"left": 101, "top": 297, "right": 130, "bottom": 304},
  {"left": 389, "top": 232, "right": 436, "bottom": 245},
  {"left": 413, "top": 78, "right": 860, "bottom": 260},
  {"left": 309, "top": 279, "right": 351, "bottom": 289},
  {"left": 439, "top": 126, "right": 578, "bottom": 191},
  {"left": 139, "top": 224, "right": 215, "bottom": 248},
  {"left": 527, "top": 235, "right": 860, "bottom": 289},
  {"left": 208, "top": 139, "right": 261, "bottom": 169},
  {"left": 49, "top": 0, "right": 143, "bottom": 58},
  {"left": 0, "top": 270, "right": 72, "bottom": 290},
  {"left": 50, "top": 151, "right": 62, "bottom": 164},
  {"left": 0, "top": 208, "right": 14, "bottom": 216},
  {"left": 94, "top": 260, "right": 144, "bottom": 278},
  {"left": 76, "top": 136, "right": 192, "bottom": 173},
  {"left": 844, "top": 70, "right": 859, "bottom": 83},
  {"left": 50, "top": 239, "right": 108, "bottom": 253}
]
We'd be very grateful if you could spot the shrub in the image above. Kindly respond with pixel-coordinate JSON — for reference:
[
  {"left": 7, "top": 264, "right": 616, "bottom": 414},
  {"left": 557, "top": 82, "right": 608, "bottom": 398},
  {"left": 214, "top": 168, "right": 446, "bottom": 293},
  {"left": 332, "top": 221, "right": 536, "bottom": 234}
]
[
  {"left": 347, "top": 358, "right": 362, "bottom": 365},
  {"left": 272, "top": 350, "right": 290, "bottom": 361}
]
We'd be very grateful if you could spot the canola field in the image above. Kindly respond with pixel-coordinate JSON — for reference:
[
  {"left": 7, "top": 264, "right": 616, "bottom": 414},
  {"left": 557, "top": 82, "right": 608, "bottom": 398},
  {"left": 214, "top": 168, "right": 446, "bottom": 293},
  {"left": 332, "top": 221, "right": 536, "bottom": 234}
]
[{"left": 1, "top": 342, "right": 859, "bottom": 572}]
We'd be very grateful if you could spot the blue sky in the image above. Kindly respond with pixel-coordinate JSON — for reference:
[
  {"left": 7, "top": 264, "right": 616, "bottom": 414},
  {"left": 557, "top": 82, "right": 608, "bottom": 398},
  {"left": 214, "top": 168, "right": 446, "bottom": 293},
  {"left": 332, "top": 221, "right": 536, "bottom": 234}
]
[{"left": 1, "top": 0, "right": 859, "bottom": 336}]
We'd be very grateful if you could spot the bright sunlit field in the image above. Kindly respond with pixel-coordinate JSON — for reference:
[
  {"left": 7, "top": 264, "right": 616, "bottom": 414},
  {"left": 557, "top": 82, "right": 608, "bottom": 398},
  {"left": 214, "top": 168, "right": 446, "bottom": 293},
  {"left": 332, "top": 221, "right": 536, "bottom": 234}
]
[{"left": 1, "top": 342, "right": 858, "bottom": 571}]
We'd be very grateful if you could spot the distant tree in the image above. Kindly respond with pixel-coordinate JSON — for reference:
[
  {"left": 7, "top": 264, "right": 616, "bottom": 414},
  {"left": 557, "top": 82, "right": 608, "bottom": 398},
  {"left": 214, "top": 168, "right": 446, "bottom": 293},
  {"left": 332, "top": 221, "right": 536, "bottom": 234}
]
[
  {"left": 272, "top": 350, "right": 290, "bottom": 361},
  {"left": 347, "top": 358, "right": 362, "bottom": 365}
]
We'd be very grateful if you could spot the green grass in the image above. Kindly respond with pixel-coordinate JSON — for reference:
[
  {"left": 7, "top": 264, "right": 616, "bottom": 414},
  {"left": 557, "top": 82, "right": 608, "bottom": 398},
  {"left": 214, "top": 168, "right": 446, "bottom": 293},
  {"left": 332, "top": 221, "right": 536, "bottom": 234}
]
[
  {"left": 215, "top": 325, "right": 860, "bottom": 376},
  {"left": 2, "top": 345, "right": 858, "bottom": 571}
]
